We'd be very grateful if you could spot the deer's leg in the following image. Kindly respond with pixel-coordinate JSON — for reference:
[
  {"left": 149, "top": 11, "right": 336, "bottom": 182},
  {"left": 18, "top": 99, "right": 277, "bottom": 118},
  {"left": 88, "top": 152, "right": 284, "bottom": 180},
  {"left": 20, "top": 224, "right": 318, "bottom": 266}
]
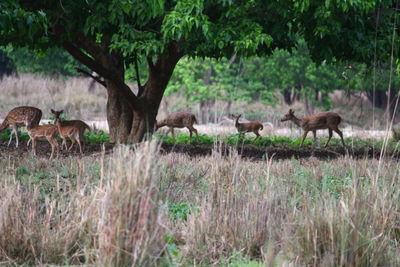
[
  {"left": 325, "top": 129, "right": 333, "bottom": 148},
  {"left": 301, "top": 131, "right": 309, "bottom": 146},
  {"left": 188, "top": 127, "right": 193, "bottom": 139},
  {"left": 32, "top": 138, "right": 37, "bottom": 156},
  {"left": 47, "top": 137, "right": 56, "bottom": 159},
  {"left": 312, "top": 130, "right": 317, "bottom": 146},
  {"left": 333, "top": 127, "right": 346, "bottom": 147},
  {"left": 188, "top": 126, "right": 198, "bottom": 140},
  {"left": 76, "top": 137, "right": 83, "bottom": 154},
  {"left": 253, "top": 130, "right": 261, "bottom": 142},
  {"left": 61, "top": 137, "right": 67, "bottom": 150},
  {"left": 171, "top": 128, "right": 175, "bottom": 139},
  {"left": 8, "top": 124, "right": 17, "bottom": 147},
  {"left": 68, "top": 137, "right": 76, "bottom": 151}
]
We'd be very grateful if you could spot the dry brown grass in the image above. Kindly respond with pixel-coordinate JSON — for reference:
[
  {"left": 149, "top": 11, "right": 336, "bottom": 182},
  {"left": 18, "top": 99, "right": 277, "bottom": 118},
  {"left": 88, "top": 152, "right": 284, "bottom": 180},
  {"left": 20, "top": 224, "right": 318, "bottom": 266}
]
[
  {"left": 0, "top": 73, "right": 107, "bottom": 120},
  {"left": 0, "top": 144, "right": 399, "bottom": 266}
]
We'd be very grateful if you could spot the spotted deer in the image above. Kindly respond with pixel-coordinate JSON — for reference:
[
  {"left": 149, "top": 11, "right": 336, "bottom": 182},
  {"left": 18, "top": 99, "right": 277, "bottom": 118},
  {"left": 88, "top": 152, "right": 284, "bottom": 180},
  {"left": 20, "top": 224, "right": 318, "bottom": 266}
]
[
  {"left": 280, "top": 109, "right": 345, "bottom": 147},
  {"left": 51, "top": 110, "right": 86, "bottom": 154},
  {"left": 0, "top": 106, "right": 42, "bottom": 147},
  {"left": 156, "top": 112, "right": 199, "bottom": 140},
  {"left": 231, "top": 114, "right": 263, "bottom": 142},
  {"left": 26, "top": 120, "right": 58, "bottom": 159},
  {"left": 51, "top": 109, "right": 91, "bottom": 152}
]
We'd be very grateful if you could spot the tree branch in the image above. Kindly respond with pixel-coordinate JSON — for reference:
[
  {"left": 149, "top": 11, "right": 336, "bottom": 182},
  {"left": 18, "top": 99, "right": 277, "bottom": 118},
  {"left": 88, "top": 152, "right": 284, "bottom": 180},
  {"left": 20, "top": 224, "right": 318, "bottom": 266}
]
[
  {"left": 134, "top": 55, "right": 144, "bottom": 97},
  {"left": 63, "top": 41, "right": 143, "bottom": 112},
  {"left": 76, "top": 68, "right": 107, "bottom": 88}
]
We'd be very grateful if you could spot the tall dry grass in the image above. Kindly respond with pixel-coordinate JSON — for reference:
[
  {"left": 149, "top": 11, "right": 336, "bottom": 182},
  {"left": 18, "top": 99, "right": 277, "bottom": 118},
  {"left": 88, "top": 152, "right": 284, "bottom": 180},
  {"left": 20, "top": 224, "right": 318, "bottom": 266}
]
[
  {"left": 0, "top": 142, "right": 168, "bottom": 266},
  {"left": 0, "top": 143, "right": 399, "bottom": 266}
]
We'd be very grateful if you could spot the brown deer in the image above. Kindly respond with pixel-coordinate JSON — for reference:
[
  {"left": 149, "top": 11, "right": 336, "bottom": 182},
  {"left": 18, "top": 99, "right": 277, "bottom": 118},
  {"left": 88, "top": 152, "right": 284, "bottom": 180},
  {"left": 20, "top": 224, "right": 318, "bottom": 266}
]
[
  {"left": 280, "top": 109, "right": 345, "bottom": 147},
  {"left": 51, "top": 109, "right": 91, "bottom": 152},
  {"left": 0, "top": 106, "right": 42, "bottom": 147},
  {"left": 231, "top": 114, "right": 263, "bottom": 142},
  {"left": 26, "top": 120, "right": 58, "bottom": 159},
  {"left": 156, "top": 112, "right": 199, "bottom": 140},
  {"left": 51, "top": 110, "right": 85, "bottom": 154}
]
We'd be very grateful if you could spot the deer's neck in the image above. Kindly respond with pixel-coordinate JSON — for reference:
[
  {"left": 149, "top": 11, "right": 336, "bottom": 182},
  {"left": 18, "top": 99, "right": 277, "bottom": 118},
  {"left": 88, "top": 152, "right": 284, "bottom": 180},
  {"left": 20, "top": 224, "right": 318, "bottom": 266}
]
[
  {"left": 235, "top": 117, "right": 241, "bottom": 128},
  {"left": 291, "top": 116, "right": 303, "bottom": 128}
]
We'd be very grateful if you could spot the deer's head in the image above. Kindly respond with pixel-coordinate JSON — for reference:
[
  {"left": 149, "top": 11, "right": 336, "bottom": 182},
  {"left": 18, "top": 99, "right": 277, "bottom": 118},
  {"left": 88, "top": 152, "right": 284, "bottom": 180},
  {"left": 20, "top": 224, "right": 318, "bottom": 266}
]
[
  {"left": 281, "top": 109, "right": 295, "bottom": 122},
  {"left": 51, "top": 109, "right": 64, "bottom": 122},
  {"left": 231, "top": 114, "right": 241, "bottom": 120}
]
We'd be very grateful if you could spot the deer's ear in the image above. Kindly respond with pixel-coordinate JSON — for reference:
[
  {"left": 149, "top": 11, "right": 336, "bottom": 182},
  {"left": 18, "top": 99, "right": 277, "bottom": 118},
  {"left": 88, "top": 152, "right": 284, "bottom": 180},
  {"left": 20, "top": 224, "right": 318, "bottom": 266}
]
[
  {"left": 51, "top": 109, "right": 55, "bottom": 114},
  {"left": 289, "top": 109, "right": 294, "bottom": 114}
]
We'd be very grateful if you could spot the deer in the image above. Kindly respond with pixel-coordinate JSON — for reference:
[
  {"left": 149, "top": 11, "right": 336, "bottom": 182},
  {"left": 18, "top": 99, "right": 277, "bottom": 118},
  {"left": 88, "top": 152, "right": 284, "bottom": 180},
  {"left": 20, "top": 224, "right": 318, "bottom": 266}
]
[
  {"left": 51, "top": 109, "right": 91, "bottom": 152},
  {"left": 0, "top": 106, "right": 42, "bottom": 147},
  {"left": 51, "top": 110, "right": 85, "bottom": 154},
  {"left": 156, "top": 112, "right": 199, "bottom": 140},
  {"left": 25, "top": 120, "right": 58, "bottom": 160},
  {"left": 231, "top": 114, "right": 264, "bottom": 142},
  {"left": 280, "top": 109, "right": 345, "bottom": 147}
]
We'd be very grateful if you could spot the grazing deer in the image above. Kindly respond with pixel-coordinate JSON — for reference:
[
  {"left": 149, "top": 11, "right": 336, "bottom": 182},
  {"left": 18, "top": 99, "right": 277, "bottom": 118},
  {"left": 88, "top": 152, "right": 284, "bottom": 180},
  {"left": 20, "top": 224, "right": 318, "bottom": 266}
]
[
  {"left": 51, "top": 109, "right": 91, "bottom": 152},
  {"left": 26, "top": 120, "right": 58, "bottom": 159},
  {"left": 51, "top": 110, "right": 85, "bottom": 154},
  {"left": 280, "top": 109, "right": 345, "bottom": 147},
  {"left": 231, "top": 114, "right": 263, "bottom": 142},
  {"left": 0, "top": 106, "right": 42, "bottom": 147},
  {"left": 156, "top": 112, "right": 199, "bottom": 140}
]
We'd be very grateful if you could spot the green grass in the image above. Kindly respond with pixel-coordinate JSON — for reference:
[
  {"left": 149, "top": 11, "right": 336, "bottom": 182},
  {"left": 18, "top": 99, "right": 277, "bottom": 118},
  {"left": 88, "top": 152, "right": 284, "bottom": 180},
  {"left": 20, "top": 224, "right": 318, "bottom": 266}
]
[{"left": 3, "top": 128, "right": 400, "bottom": 154}]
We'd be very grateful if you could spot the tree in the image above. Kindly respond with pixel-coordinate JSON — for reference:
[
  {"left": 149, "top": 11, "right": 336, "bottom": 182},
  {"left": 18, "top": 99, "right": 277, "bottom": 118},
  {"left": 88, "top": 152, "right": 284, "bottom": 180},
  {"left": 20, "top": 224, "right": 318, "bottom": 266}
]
[
  {"left": 0, "top": 0, "right": 396, "bottom": 142},
  {"left": 0, "top": 48, "right": 16, "bottom": 79}
]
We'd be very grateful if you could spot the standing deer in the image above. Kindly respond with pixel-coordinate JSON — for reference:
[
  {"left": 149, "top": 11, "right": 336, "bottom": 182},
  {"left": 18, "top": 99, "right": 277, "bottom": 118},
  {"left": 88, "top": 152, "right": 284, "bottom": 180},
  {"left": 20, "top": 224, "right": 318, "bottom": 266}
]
[
  {"left": 280, "top": 109, "right": 345, "bottom": 147},
  {"left": 231, "top": 114, "right": 263, "bottom": 142},
  {"left": 0, "top": 106, "right": 42, "bottom": 147},
  {"left": 26, "top": 120, "right": 58, "bottom": 159},
  {"left": 156, "top": 112, "right": 199, "bottom": 140},
  {"left": 51, "top": 109, "right": 87, "bottom": 154},
  {"left": 51, "top": 109, "right": 91, "bottom": 152}
]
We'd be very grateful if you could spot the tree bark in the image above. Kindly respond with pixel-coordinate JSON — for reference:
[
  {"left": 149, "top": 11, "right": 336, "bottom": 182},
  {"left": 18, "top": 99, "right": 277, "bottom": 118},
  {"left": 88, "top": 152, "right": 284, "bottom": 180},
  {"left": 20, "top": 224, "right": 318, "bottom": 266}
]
[
  {"left": 126, "top": 43, "right": 183, "bottom": 142},
  {"left": 282, "top": 88, "right": 292, "bottom": 105}
]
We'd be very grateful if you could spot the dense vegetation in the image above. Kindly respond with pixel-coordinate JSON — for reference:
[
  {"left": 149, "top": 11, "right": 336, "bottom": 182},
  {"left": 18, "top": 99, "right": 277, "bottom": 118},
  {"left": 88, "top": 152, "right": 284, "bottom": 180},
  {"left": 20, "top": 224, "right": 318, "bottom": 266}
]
[{"left": 1, "top": 0, "right": 398, "bottom": 142}]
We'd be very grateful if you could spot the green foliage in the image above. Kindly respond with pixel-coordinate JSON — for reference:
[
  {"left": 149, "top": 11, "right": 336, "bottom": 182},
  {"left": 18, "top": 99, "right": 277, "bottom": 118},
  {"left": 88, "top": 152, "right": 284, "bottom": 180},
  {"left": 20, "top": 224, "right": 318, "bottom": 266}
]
[
  {"left": 168, "top": 201, "right": 194, "bottom": 222},
  {"left": 4, "top": 46, "right": 85, "bottom": 76},
  {"left": 85, "top": 130, "right": 110, "bottom": 143}
]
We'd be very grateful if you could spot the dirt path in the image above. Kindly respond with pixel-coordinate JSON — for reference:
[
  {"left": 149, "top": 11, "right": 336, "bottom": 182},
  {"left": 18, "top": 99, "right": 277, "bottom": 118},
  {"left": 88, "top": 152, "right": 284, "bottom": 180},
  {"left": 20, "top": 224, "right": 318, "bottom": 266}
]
[{"left": 1, "top": 139, "right": 398, "bottom": 161}]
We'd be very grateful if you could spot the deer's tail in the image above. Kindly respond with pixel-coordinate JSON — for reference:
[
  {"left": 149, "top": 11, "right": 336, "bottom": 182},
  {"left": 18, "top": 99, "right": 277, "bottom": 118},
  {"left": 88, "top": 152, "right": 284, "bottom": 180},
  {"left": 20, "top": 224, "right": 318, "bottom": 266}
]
[
  {"left": 192, "top": 115, "right": 198, "bottom": 125},
  {"left": 84, "top": 122, "right": 92, "bottom": 132},
  {"left": 0, "top": 118, "right": 9, "bottom": 132}
]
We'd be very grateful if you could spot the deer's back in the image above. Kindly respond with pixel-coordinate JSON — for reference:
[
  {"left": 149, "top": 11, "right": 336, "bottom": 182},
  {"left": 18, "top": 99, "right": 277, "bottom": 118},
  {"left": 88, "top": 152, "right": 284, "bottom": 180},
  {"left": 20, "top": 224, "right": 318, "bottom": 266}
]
[
  {"left": 164, "top": 112, "right": 196, "bottom": 128},
  {"left": 29, "top": 124, "right": 58, "bottom": 138},
  {"left": 60, "top": 120, "right": 90, "bottom": 130},
  {"left": 6, "top": 106, "right": 42, "bottom": 126},
  {"left": 303, "top": 112, "right": 341, "bottom": 130}
]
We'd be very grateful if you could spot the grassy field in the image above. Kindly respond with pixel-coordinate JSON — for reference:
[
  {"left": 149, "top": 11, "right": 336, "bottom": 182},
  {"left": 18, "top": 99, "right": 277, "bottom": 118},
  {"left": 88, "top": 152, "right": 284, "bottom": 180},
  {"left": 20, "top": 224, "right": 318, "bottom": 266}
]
[
  {"left": 0, "top": 142, "right": 399, "bottom": 266},
  {"left": 1, "top": 74, "right": 400, "bottom": 266}
]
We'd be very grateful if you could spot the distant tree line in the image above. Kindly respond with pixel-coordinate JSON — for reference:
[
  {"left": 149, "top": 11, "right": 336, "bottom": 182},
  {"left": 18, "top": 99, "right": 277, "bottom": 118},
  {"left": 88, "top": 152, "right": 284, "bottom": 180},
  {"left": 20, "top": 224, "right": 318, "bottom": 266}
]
[{"left": 1, "top": 39, "right": 399, "bottom": 123}]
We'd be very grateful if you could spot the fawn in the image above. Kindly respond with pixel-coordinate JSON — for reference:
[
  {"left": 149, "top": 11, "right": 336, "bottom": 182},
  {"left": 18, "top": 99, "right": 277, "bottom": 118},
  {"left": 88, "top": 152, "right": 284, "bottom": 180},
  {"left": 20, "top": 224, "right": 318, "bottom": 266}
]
[
  {"left": 231, "top": 114, "right": 263, "bottom": 142},
  {"left": 51, "top": 109, "right": 91, "bottom": 153},
  {"left": 281, "top": 109, "right": 345, "bottom": 147},
  {"left": 156, "top": 112, "right": 199, "bottom": 140},
  {"left": 0, "top": 106, "right": 42, "bottom": 147},
  {"left": 26, "top": 120, "right": 58, "bottom": 159}
]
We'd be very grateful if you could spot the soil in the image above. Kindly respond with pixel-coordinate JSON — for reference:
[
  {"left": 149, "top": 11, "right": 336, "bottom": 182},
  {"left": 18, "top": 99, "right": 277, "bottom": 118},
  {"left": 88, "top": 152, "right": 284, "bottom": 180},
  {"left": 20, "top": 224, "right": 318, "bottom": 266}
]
[{"left": 2, "top": 139, "right": 398, "bottom": 161}]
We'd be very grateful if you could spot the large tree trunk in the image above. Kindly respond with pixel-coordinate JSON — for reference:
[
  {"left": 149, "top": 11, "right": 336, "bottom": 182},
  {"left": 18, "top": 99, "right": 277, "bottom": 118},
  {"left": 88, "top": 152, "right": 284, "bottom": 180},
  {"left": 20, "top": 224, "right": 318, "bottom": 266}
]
[
  {"left": 126, "top": 45, "right": 182, "bottom": 143},
  {"left": 106, "top": 82, "right": 133, "bottom": 143}
]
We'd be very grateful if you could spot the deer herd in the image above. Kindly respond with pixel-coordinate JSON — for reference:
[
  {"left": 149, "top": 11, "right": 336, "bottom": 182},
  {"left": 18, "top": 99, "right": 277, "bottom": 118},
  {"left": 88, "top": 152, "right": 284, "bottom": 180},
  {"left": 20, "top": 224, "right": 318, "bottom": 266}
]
[
  {"left": 0, "top": 105, "right": 346, "bottom": 159},
  {"left": 0, "top": 106, "right": 91, "bottom": 159}
]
